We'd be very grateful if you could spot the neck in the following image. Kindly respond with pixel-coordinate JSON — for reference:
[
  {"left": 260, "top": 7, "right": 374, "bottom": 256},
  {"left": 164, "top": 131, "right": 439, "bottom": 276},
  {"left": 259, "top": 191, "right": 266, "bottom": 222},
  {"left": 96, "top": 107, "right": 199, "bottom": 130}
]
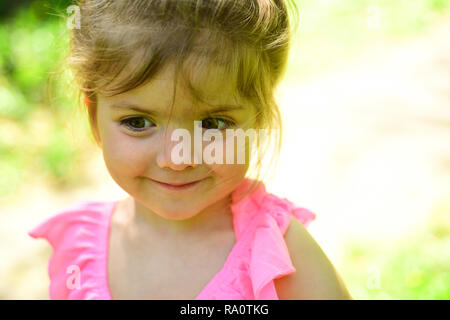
[{"left": 130, "top": 195, "right": 234, "bottom": 239}]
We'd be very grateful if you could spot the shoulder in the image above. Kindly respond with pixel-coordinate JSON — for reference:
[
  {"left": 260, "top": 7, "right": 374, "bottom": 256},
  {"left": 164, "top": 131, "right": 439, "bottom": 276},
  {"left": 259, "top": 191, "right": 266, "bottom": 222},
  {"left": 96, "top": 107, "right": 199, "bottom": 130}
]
[
  {"left": 28, "top": 200, "right": 114, "bottom": 247},
  {"left": 28, "top": 200, "right": 116, "bottom": 299},
  {"left": 274, "top": 216, "right": 353, "bottom": 300}
]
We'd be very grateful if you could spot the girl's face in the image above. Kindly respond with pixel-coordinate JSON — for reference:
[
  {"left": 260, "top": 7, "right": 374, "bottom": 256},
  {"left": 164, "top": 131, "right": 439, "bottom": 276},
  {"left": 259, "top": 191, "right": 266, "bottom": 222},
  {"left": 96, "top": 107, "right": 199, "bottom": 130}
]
[{"left": 93, "top": 62, "right": 255, "bottom": 221}]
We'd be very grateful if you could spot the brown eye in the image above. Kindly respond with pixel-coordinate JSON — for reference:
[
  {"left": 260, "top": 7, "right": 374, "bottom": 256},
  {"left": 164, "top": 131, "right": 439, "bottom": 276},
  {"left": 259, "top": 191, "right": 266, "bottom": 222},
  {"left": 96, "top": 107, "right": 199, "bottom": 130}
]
[
  {"left": 201, "top": 117, "right": 234, "bottom": 130},
  {"left": 120, "top": 117, "right": 154, "bottom": 132}
]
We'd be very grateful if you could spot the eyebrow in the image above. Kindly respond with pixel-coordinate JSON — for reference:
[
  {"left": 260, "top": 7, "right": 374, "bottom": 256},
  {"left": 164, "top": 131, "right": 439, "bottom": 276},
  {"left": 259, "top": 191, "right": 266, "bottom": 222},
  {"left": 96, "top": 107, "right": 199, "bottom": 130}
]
[{"left": 110, "top": 102, "right": 244, "bottom": 115}]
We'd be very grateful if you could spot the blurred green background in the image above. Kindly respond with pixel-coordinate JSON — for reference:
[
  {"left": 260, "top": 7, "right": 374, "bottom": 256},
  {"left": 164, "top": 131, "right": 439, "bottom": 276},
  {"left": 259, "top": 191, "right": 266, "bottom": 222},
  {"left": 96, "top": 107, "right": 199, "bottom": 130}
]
[{"left": 1, "top": 0, "right": 449, "bottom": 299}]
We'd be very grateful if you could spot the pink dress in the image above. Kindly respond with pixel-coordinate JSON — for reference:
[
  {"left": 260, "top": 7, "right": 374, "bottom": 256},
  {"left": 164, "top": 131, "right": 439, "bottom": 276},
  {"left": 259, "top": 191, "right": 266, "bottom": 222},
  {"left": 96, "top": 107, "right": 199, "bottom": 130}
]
[{"left": 28, "top": 178, "right": 316, "bottom": 300}]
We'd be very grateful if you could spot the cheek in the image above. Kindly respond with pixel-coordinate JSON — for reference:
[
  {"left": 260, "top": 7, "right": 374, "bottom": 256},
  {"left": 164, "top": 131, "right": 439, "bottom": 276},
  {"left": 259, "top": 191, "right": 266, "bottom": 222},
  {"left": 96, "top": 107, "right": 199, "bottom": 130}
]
[
  {"left": 209, "top": 163, "right": 248, "bottom": 181},
  {"left": 201, "top": 132, "right": 252, "bottom": 175},
  {"left": 100, "top": 124, "right": 152, "bottom": 179},
  {"left": 204, "top": 133, "right": 249, "bottom": 181},
  {"left": 206, "top": 162, "right": 248, "bottom": 201}
]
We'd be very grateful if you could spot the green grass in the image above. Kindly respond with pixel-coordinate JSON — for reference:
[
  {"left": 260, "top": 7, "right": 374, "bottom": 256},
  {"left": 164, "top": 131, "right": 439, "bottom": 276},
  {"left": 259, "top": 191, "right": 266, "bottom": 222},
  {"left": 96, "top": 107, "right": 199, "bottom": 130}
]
[
  {"left": 285, "top": 0, "right": 450, "bottom": 81},
  {"left": 0, "top": 2, "right": 90, "bottom": 203},
  {"left": 341, "top": 198, "right": 450, "bottom": 299}
]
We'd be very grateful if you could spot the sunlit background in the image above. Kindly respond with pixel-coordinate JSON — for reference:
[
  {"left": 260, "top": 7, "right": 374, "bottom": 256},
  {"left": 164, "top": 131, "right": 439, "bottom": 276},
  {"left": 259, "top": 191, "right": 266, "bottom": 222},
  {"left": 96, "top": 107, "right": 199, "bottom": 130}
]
[{"left": 1, "top": 0, "right": 449, "bottom": 299}]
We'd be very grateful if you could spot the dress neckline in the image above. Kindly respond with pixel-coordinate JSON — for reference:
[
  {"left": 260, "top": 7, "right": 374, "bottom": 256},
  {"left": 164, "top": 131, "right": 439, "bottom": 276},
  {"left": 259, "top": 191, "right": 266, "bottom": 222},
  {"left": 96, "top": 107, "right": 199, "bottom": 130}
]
[{"left": 103, "top": 197, "right": 242, "bottom": 300}]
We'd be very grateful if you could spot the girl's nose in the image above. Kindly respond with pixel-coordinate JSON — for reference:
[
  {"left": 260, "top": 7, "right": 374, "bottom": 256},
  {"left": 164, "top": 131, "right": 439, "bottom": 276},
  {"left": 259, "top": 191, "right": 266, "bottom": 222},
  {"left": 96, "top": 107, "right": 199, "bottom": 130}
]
[{"left": 156, "top": 127, "right": 198, "bottom": 171}]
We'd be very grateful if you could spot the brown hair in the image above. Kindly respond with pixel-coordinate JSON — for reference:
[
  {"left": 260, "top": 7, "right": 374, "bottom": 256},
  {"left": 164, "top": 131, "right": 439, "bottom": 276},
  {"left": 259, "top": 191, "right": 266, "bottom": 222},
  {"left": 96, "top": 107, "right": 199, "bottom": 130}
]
[{"left": 67, "top": 0, "right": 298, "bottom": 199}]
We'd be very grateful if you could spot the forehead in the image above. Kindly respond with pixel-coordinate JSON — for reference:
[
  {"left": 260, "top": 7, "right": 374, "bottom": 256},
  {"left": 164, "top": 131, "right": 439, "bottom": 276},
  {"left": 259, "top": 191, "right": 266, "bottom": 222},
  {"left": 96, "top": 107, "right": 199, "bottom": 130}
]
[
  {"left": 155, "top": 61, "right": 239, "bottom": 104},
  {"left": 103, "top": 59, "right": 247, "bottom": 116}
]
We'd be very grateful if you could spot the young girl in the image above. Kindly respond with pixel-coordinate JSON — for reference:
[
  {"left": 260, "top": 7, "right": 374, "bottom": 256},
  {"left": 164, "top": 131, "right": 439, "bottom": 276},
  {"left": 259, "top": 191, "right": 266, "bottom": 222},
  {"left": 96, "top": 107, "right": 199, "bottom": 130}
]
[{"left": 29, "top": 0, "right": 352, "bottom": 300}]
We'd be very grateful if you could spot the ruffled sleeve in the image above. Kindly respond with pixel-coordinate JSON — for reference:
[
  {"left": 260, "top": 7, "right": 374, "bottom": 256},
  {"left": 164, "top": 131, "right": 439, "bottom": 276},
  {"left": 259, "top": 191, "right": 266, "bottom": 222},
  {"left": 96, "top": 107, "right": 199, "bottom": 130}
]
[
  {"left": 249, "top": 213, "right": 296, "bottom": 299},
  {"left": 27, "top": 201, "right": 114, "bottom": 300},
  {"left": 232, "top": 179, "right": 316, "bottom": 300}
]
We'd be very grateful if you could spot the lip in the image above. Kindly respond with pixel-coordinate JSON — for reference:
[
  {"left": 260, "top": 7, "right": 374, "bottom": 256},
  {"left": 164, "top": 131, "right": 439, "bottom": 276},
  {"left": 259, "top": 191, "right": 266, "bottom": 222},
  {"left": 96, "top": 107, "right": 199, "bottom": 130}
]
[{"left": 149, "top": 178, "right": 203, "bottom": 191}]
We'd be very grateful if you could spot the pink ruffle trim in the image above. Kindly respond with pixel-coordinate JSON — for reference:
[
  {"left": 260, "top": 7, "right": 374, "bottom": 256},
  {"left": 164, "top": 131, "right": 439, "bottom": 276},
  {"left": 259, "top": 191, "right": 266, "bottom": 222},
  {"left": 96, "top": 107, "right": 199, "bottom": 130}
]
[{"left": 28, "top": 178, "right": 316, "bottom": 300}]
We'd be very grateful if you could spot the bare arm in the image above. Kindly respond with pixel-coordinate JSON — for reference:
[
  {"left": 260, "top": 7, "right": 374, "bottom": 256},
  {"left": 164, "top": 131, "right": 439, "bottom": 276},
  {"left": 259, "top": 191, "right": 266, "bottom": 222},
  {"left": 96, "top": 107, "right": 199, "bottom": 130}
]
[{"left": 274, "top": 216, "right": 352, "bottom": 300}]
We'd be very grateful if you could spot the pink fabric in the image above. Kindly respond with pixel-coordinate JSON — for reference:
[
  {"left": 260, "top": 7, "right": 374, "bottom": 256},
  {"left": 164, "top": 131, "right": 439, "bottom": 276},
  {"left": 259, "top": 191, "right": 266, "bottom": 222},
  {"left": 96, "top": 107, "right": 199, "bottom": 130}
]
[{"left": 28, "top": 178, "right": 315, "bottom": 300}]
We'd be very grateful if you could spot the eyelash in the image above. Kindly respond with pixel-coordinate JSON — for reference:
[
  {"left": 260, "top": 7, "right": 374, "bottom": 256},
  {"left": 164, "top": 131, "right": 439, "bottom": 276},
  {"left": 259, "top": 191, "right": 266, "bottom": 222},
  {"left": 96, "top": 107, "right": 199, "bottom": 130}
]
[
  {"left": 201, "top": 117, "right": 236, "bottom": 130},
  {"left": 119, "top": 116, "right": 236, "bottom": 133},
  {"left": 119, "top": 117, "right": 155, "bottom": 133}
]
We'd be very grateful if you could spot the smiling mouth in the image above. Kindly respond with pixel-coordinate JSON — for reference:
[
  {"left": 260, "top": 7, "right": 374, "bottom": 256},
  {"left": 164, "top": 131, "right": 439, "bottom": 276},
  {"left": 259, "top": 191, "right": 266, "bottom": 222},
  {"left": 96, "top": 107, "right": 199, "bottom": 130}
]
[{"left": 149, "top": 178, "right": 203, "bottom": 190}]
